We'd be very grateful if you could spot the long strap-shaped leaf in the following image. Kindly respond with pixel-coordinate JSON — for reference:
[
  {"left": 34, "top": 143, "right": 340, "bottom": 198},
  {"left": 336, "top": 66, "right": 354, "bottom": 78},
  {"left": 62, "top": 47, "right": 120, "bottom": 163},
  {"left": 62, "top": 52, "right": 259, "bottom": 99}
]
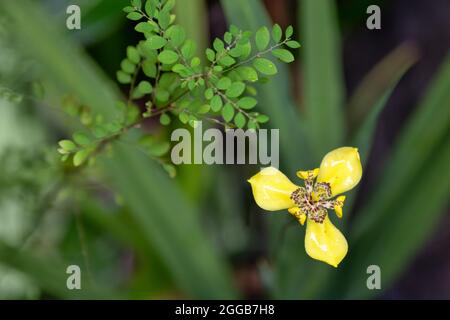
[
  {"left": 103, "top": 144, "right": 236, "bottom": 298},
  {"left": 339, "top": 136, "right": 450, "bottom": 298},
  {"left": 351, "top": 43, "right": 419, "bottom": 164},
  {"left": 1, "top": 0, "right": 237, "bottom": 299},
  {"left": 338, "top": 54, "right": 450, "bottom": 298},
  {"left": 342, "top": 43, "right": 419, "bottom": 222},
  {"left": 352, "top": 54, "right": 450, "bottom": 241},
  {"left": 301, "top": 0, "right": 345, "bottom": 159},
  {"left": 0, "top": 240, "right": 118, "bottom": 299}
]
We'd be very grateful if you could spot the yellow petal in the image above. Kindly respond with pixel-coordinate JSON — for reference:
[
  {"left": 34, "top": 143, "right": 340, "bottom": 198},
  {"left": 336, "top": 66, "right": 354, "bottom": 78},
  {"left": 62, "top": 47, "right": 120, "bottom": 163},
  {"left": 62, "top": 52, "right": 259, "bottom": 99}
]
[
  {"left": 288, "top": 207, "right": 306, "bottom": 225},
  {"left": 304, "top": 215, "right": 348, "bottom": 267},
  {"left": 334, "top": 205, "right": 343, "bottom": 218},
  {"left": 248, "top": 167, "right": 298, "bottom": 211},
  {"left": 334, "top": 195, "right": 346, "bottom": 218},
  {"left": 296, "top": 168, "right": 319, "bottom": 180},
  {"left": 298, "top": 213, "right": 306, "bottom": 225},
  {"left": 317, "top": 147, "right": 362, "bottom": 196}
]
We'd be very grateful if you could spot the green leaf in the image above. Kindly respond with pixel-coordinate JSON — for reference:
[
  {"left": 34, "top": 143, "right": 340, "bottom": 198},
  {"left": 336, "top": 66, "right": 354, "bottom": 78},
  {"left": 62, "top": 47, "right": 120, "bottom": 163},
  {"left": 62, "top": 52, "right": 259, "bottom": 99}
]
[
  {"left": 121, "top": 59, "right": 136, "bottom": 74},
  {"left": 0, "top": 240, "right": 116, "bottom": 299},
  {"left": 103, "top": 144, "right": 237, "bottom": 298},
  {"left": 228, "top": 46, "right": 243, "bottom": 58},
  {"left": 247, "top": 119, "right": 258, "bottom": 129},
  {"left": 256, "top": 114, "right": 269, "bottom": 123},
  {"left": 191, "top": 57, "right": 201, "bottom": 67},
  {"left": 137, "top": 80, "right": 153, "bottom": 94},
  {"left": 225, "top": 82, "right": 245, "bottom": 98},
  {"left": 140, "top": 42, "right": 158, "bottom": 61},
  {"left": 224, "top": 31, "right": 232, "bottom": 44},
  {"left": 166, "top": 25, "right": 186, "bottom": 47},
  {"left": 285, "top": 25, "right": 293, "bottom": 38},
  {"left": 221, "top": 103, "right": 235, "bottom": 122},
  {"left": 173, "top": 0, "right": 208, "bottom": 63},
  {"left": 188, "top": 116, "right": 199, "bottom": 128},
  {"left": 272, "top": 48, "right": 295, "bottom": 63},
  {"left": 238, "top": 42, "right": 252, "bottom": 59},
  {"left": 210, "top": 95, "right": 223, "bottom": 112},
  {"left": 181, "top": 40, "right": 196, "bottom": 59},
  {"left": 197, "top": 104, "right": 210, "bottom": 114},
  {"left": 234, "top": 112, "right": 246, "bottom": 128},
  {"left": 218, "top": 55, "right": 235, "bottom": 67},
  {"left": 73, "top": 149, "right": 90, "bottom": 166},
  {"left": 73, "top": 132, "right": 92, "bottom": 146},
  {"left": 131, "top": 0, "right": 142, "bottom": 9},
  {"left": 158, "top": 10, "right": 170, "bottom": 29},
  {"left": 217, "top": 77, "right": 231, "bottom": 90},
  {"left": 348, "top": 43, "right": 418, "bottom": 136},
  {"left": 172, "top": 63, "right": 186, "bottom": 73},
  {"left": 127, "top": 46, "right": 140, "bottom": 64},
  {"left": 213, "top": 38, "right": 225, "bottom": 52},
  {"left": 135, "top": 21, "right": 155, "bottom": 34},
  {"left": 204, "top": 88, "right": 214, "bottom": 100},
  {"left": 179, "top": 111, "right": 189, "bottom": 124},
  {"left": 145, "top": 0, "right": 156, "bottom": 17},
  {"left": 302, "top": 0, "right": 344, "bottom": 158},
  {"left": 237, "top": 97, "right": 257, "bottom": 109},
  {"left": 158, "top": 50, "right": 179, "bottom": 64},
  {"left": 286, "top": 40, "right": 301, "bottom": 48},
  {"left": 255, "top": 26, "right": 270, "bottom": 51},
  {"left": 159, "top": 113, "right": 171, "bottom": 125},
  {"left": 126, "top": 12, "right": 143, "bottom": 21},
  {"left": 351, "top": 43, "right": 418, "bottom": 162},
  {"left": 156, "top": 89, "right": 170, "bottom": 102},
  {"left": 163, "top": 163, "right": 176, "bottom": 178},
  {"left": 229, "top": 24, "right": 239, "bottom": 35},
  {"left": 142, "top": 60, "right": 157, "bottom": 78},
  {"left": 236, "top": 66, "right": 258, "bottom": 82},
  {"left": 146, "top": 35, "right": 167, "bottom": 50},
  {"left": 123, "top": 6, "right": 135, "bottom": 13},
  {"left": 117, "top": 70, "right": 131, "bottom": 84},
  {"left": 206, "top": 48, "right": 215, "bottom": 62},
  {"left": 163, "top": 0, "right": 176, "bottom": 11},
  {"left": 253, "top": 58, "right": 277, "bottom": 75},
  {"left": 272, "top": 24, "right": 282, "bottom": 43},
  {"left": 58, "top": 139, "right": 76, "bottom": 151}
]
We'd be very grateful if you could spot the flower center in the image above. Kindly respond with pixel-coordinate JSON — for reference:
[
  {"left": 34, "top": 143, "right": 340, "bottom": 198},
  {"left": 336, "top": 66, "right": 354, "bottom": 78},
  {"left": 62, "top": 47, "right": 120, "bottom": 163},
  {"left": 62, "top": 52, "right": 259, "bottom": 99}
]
[{"left": 290, "top": 181, "right": 333, "bottom": 224}]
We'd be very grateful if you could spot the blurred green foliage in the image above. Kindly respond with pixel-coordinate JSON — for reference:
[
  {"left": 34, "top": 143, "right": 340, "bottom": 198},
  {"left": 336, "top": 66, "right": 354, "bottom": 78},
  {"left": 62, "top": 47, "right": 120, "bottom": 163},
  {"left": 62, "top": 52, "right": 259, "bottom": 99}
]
[{"left": 0, "top": 0, "right": 448, "bottom": 299}]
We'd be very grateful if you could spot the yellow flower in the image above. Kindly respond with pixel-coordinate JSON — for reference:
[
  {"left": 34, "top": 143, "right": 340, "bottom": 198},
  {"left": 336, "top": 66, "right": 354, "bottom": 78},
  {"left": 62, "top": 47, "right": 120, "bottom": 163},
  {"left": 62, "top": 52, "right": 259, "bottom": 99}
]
[{"left": 247, "top": 147, "right": 362, "bottom": 267}]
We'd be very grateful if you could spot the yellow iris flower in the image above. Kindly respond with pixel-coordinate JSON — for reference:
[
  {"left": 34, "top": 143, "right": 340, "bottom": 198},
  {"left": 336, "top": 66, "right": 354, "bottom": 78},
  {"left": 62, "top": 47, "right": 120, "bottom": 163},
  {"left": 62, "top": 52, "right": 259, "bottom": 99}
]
[{"left": 248, "top": 147, "right": 362, "bottom": 267}]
